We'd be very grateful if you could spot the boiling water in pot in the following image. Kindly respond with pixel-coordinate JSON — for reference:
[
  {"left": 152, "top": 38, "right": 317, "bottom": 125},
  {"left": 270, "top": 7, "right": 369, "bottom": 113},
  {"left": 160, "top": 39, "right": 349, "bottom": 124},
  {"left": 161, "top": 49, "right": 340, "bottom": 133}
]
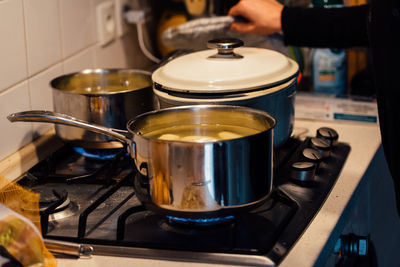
[{"left": 144, "top": 124, "right": 261, "bottom": 142}]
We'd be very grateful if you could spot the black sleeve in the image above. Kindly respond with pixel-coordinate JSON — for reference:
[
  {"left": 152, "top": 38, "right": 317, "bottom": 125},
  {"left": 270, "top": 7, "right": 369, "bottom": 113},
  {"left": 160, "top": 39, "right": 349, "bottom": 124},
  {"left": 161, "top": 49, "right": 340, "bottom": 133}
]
[{"left": 281, "top": 5, "right": 369, "bottom": 48}]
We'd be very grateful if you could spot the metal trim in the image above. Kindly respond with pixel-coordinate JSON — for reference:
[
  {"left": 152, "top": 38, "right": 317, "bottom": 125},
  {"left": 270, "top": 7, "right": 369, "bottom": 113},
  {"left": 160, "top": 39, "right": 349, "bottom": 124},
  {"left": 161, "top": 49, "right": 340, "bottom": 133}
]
[{"left": 90, "top": 244, "right": 276, "bottom": 267}]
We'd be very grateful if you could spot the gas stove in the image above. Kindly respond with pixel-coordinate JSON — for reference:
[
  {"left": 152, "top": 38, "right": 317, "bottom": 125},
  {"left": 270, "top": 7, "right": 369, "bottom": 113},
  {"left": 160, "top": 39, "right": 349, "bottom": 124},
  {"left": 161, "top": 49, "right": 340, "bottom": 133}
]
[{"left": 17, "top": 127, "right": 350, "bottom": 266}]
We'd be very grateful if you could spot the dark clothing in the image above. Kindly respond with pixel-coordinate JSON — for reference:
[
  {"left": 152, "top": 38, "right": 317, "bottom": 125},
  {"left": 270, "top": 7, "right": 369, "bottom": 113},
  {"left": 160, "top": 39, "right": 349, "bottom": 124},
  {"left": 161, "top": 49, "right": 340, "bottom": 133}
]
[
  {"left": 282, "top": 5, "right": 369, "bottom": 48},
  {"left": 369, "top": 0, "right": 400, "bottom": 216},
  {"left": 281, "top": 2, "right": 400, "bottom": 215}
]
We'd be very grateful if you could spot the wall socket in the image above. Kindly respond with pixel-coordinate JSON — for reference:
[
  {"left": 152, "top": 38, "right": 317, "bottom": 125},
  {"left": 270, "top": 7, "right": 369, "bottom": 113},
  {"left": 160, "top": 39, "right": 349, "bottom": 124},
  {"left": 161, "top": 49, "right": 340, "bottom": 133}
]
[
  {"left": 115, "top": 0, "right": 130, "bottom": 37},
  {"left": 96, "top": 1, "right": 116, "bottom": 46},
  {"left": 184, "top": 0, "right": 207, "bottom": 16}
]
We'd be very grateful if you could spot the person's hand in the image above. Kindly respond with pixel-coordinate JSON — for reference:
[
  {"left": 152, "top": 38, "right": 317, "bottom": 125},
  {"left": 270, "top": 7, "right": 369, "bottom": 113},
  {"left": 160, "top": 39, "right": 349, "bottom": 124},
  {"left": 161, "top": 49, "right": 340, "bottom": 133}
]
[{"left": 228, "top": 0, "right": 284, "bottom": 35}]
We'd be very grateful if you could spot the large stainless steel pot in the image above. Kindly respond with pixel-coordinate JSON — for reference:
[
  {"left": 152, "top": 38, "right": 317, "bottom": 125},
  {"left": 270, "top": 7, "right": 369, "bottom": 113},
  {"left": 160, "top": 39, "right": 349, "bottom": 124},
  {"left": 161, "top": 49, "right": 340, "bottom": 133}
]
[
  {"left": 152, "top": 38, "right": 299, "bottom": 147},
  {"left": 8, "top": 105, "right": 276, "bottom": 218},
  {"left": 50, "top": 69, "right": 154, "bottom": 148}
]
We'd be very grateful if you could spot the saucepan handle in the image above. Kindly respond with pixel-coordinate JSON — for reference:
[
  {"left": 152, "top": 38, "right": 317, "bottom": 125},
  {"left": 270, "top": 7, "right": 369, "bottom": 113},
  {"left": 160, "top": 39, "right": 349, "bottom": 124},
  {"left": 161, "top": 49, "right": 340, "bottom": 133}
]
[{"left": 7, "top": 110, "right": 132, "bottom": 145}]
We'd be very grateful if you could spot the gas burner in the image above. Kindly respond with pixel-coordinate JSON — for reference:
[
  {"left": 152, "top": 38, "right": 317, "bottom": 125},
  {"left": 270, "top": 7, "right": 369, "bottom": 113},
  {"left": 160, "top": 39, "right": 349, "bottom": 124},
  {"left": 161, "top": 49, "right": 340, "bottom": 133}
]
[
  {"left": 167, "top": 215, "right": 235, "bottom": 227},
  {"left": 73, "top": 147, "right": 124, "bottom": 160},
  {"left": 22, "top": 145, "right": 133, "bottom": 184},
  {"left": 39, "top": 189, "right": 79, "bottom": 221},
  {"left": 39, "top": 189, "right": 69, "bottom": 211},
  {"left": 48, "top": 202, "right": 79, "bottom": 222}
]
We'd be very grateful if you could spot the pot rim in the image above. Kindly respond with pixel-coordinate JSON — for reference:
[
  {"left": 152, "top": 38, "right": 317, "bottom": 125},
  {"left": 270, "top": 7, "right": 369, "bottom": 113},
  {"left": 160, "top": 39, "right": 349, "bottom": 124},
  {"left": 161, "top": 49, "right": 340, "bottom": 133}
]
[
  {"left": 50, "top": 68, "right": 152, "bottom": 96},
  {"left": 154, "top": 78, "right": 297, "bottom": 103},
  {"left": 153, "top": 68, "right": 299, "bottom": 96},
  {"left": 126, "top": 104, "right": 277, "bottom": 144}
]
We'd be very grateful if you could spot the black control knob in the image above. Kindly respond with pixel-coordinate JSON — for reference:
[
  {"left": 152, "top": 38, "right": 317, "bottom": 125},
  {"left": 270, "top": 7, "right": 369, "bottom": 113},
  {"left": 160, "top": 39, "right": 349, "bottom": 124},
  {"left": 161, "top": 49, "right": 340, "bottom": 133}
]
[
  {"left": 317, "top": 127, "right": 339, "bottom": 147},
  {"left": 291, "top": 161, "right": 316, "bottom": 183},
  {"left": 310, "top": 137, "right": 331, "bottom": 158},
  {"left": 302, "top": 148, "right": 323, "bottom": 166},
  {"left": 334, "top": 234, "right": 369, "bottom": 256}
]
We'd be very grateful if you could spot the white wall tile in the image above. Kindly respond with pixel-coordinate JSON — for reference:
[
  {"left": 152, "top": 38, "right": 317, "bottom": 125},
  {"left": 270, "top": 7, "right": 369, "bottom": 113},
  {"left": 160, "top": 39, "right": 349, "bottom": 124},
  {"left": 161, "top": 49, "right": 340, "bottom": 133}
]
[
  {"left": 94, "top": 34, "right": 155, "bottom": 69},
  {"left": 28, "top": 64, "right": 63, "bottom": 137},
  {"left": 0, "top": 82, "right": 32, "bottom": 161},
  {"left": 59, "top": 0, "right": 96, "bottom": 58},
  {"left": 63, "top": 47, "right": 95, "bottom": 74},
  {"left": 23, "top": 0, "right": 62, "bottom": 76},
  {"left": 94, "top": 38, "right": 128, "bottom": 68},
  {"left": 0, "top": 0, "right": 151, "bottom": 161},
  {"left": 94, "top": 29, "right": 154, "bottom": 70},
  {"left": 0, "top": 0, "right": 28, "bottom": 92}
]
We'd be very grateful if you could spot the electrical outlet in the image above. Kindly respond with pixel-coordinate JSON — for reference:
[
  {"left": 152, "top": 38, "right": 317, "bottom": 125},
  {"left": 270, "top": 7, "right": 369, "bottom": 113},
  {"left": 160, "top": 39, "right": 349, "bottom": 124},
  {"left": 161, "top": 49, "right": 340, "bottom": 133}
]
[
  {"left": 115, "top": 0, "right": 130, "bottom": 37},
  {"left": 96, "top": 1, "right": 116, "bottom": 46},
  {"left": 184, "top": 0, "right": 207, "bottom": 16}
]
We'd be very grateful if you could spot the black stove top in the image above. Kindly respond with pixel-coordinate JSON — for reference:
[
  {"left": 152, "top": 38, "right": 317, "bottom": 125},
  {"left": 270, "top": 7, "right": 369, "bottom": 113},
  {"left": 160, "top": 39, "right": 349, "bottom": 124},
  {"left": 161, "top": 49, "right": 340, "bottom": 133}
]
[{"left": 17, "top": 129, "right": 350, "bottom": 266}]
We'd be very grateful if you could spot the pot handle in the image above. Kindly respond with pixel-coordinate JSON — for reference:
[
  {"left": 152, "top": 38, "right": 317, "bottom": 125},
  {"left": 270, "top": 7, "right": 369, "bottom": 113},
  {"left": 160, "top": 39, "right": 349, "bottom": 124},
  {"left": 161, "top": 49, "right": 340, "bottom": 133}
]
[
  {"left": 7, "top": 110, "right": 132, "bottom": 145},
  {"left": 207, "top": 38, "right": 244, "bottom": 59}
]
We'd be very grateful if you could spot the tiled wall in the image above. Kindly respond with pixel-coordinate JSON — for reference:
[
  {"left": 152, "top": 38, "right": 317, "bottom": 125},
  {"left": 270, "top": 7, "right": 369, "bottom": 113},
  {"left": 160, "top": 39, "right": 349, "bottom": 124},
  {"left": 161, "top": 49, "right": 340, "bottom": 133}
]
[{"left": 0, "top": 0, "right": 153, "bottom": 161}]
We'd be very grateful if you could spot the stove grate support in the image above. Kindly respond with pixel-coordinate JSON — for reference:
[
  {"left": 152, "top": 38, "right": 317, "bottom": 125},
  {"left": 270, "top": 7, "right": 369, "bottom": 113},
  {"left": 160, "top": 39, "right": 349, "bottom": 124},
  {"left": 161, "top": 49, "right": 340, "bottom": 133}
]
[
  {"left": 116, "top": 205, "right": 147, "bottom": 241},
  {"left": 77, "top": 174, "right": 133, "bottom": 238},
  {"left": 40, "top": 189, "right": 68, "bottom": 235}
]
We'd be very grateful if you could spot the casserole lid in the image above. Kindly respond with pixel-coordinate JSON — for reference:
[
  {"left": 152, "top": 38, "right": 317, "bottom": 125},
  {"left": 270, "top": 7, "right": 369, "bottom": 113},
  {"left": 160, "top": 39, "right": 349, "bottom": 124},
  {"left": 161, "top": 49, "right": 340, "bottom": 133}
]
[{"left": 152, "top": 38, "right": 299, "bottom": 94}]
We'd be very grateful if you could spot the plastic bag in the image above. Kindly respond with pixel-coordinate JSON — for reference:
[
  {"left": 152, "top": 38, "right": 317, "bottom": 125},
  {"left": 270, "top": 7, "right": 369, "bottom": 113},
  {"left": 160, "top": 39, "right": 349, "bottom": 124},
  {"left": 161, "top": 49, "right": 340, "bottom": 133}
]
[{"left": 0, "top": 177, "right": 56, "bottom": 267}]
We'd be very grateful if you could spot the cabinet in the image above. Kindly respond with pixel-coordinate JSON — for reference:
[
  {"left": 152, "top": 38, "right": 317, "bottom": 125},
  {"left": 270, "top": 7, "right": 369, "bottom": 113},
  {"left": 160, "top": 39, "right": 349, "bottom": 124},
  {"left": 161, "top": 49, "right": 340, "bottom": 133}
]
[{"left": 323, "top": 146, "right": 400, "bottom": 266}]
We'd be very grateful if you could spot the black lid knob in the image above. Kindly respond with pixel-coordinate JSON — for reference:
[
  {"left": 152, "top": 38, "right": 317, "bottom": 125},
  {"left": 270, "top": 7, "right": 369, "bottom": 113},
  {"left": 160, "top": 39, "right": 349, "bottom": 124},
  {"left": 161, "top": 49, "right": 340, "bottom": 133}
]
[
  {"left": 317, "top": 127, "right": 339, "bottom": 147},
  {"left": 291, "top": 161, "right": 316, "bottom": 183}
]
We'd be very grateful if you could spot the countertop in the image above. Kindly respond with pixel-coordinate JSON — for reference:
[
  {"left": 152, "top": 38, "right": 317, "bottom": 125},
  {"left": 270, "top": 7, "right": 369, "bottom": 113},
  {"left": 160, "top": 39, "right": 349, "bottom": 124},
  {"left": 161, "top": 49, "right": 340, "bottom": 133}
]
[
  {"left": 0, "top": 118, "right": 382, "bottom": 267},
  {"left": 280, "top": 118, "right": 381, "bottom": 267}
]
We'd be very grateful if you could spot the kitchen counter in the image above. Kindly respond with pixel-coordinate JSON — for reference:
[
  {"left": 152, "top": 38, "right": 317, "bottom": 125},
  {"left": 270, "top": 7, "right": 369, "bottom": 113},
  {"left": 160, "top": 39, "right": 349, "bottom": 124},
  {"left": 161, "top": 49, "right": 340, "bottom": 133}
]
[
  {"left": 281, "top": 118, "right": 381, "bottom": 267},
  {"left": 0, "top": 118, "right": 384, "bottom": 267}
]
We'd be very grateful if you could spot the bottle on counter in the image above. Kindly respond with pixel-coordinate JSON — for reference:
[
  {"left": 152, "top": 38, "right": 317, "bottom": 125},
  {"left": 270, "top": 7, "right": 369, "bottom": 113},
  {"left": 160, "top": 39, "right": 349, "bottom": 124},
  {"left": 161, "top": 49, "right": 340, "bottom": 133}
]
[{"left": 311, "top": 0, "right": 347, "bottom": 96}]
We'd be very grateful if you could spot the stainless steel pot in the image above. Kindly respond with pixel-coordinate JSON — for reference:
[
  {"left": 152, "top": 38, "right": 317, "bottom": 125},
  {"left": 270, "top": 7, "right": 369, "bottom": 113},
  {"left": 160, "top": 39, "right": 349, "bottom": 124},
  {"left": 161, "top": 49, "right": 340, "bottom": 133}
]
[
  {"left": 50, "top": 69, "right": 154, "bottom": 149},
  {"left": 154, "top": 78, "right": 296, "bottom": 148},
  {"left": 152, "top": 38, "right": 299, "bottom": 147},
  {"left": 8, "top": 105, "right": 276, "bottom": 218}
]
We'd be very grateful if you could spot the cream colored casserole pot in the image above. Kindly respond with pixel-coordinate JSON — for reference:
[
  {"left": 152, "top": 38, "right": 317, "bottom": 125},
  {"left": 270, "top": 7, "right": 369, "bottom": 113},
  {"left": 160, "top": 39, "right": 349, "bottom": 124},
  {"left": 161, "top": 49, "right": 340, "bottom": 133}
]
[{"left": 152, "top": 38, "right": 299, "bottom": 147}]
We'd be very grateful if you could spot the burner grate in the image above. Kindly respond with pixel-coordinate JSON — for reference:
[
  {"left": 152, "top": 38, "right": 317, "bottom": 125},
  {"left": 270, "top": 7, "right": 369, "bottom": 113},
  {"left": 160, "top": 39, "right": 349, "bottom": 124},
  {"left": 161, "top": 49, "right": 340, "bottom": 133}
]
[
  {"left": 40, "top": 189, "right": 68, "bottom": 235},
  {"left": 17, "top": 136, "right": 351, "bottom": 266},
  {"left": 23, "top": 145, "right": 131, "bottom": 184}
]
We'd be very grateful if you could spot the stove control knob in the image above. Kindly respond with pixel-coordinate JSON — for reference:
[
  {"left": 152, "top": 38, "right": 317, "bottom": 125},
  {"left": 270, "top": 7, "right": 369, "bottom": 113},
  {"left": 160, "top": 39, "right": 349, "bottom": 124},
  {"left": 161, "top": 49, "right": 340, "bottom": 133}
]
[
  {"left": 302, "top": 148, "right": 323, "bottom": 166},
  {"left": 316, "top": 127, "right": 339, "bottom": 147},
  {"left": 310, "top": 137, "right": 331, "bottom": 158},
  {"left": 291, "top": 161, "right": 316, "bottom": 183},
  {"left": 334, "top": 234, "right": 369, "bottom": 256}
]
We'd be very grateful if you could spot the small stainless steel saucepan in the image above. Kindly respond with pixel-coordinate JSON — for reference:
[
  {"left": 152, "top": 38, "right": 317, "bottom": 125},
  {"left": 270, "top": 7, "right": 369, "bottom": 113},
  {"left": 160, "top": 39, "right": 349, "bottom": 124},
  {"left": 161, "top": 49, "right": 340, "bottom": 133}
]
[
  {"left": 50, "top": 68, "right": 154, "bottom": 149},
  {"left": 8, "top": 105, "right": 276, "bottom": 218}
]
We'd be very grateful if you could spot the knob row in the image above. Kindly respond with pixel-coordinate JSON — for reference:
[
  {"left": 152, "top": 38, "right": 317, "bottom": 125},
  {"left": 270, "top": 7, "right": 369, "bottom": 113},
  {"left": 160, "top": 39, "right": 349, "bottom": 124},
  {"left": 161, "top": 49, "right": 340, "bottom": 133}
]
[{"left": 291, "top": 127, "right": 339, "bottom": 184}]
